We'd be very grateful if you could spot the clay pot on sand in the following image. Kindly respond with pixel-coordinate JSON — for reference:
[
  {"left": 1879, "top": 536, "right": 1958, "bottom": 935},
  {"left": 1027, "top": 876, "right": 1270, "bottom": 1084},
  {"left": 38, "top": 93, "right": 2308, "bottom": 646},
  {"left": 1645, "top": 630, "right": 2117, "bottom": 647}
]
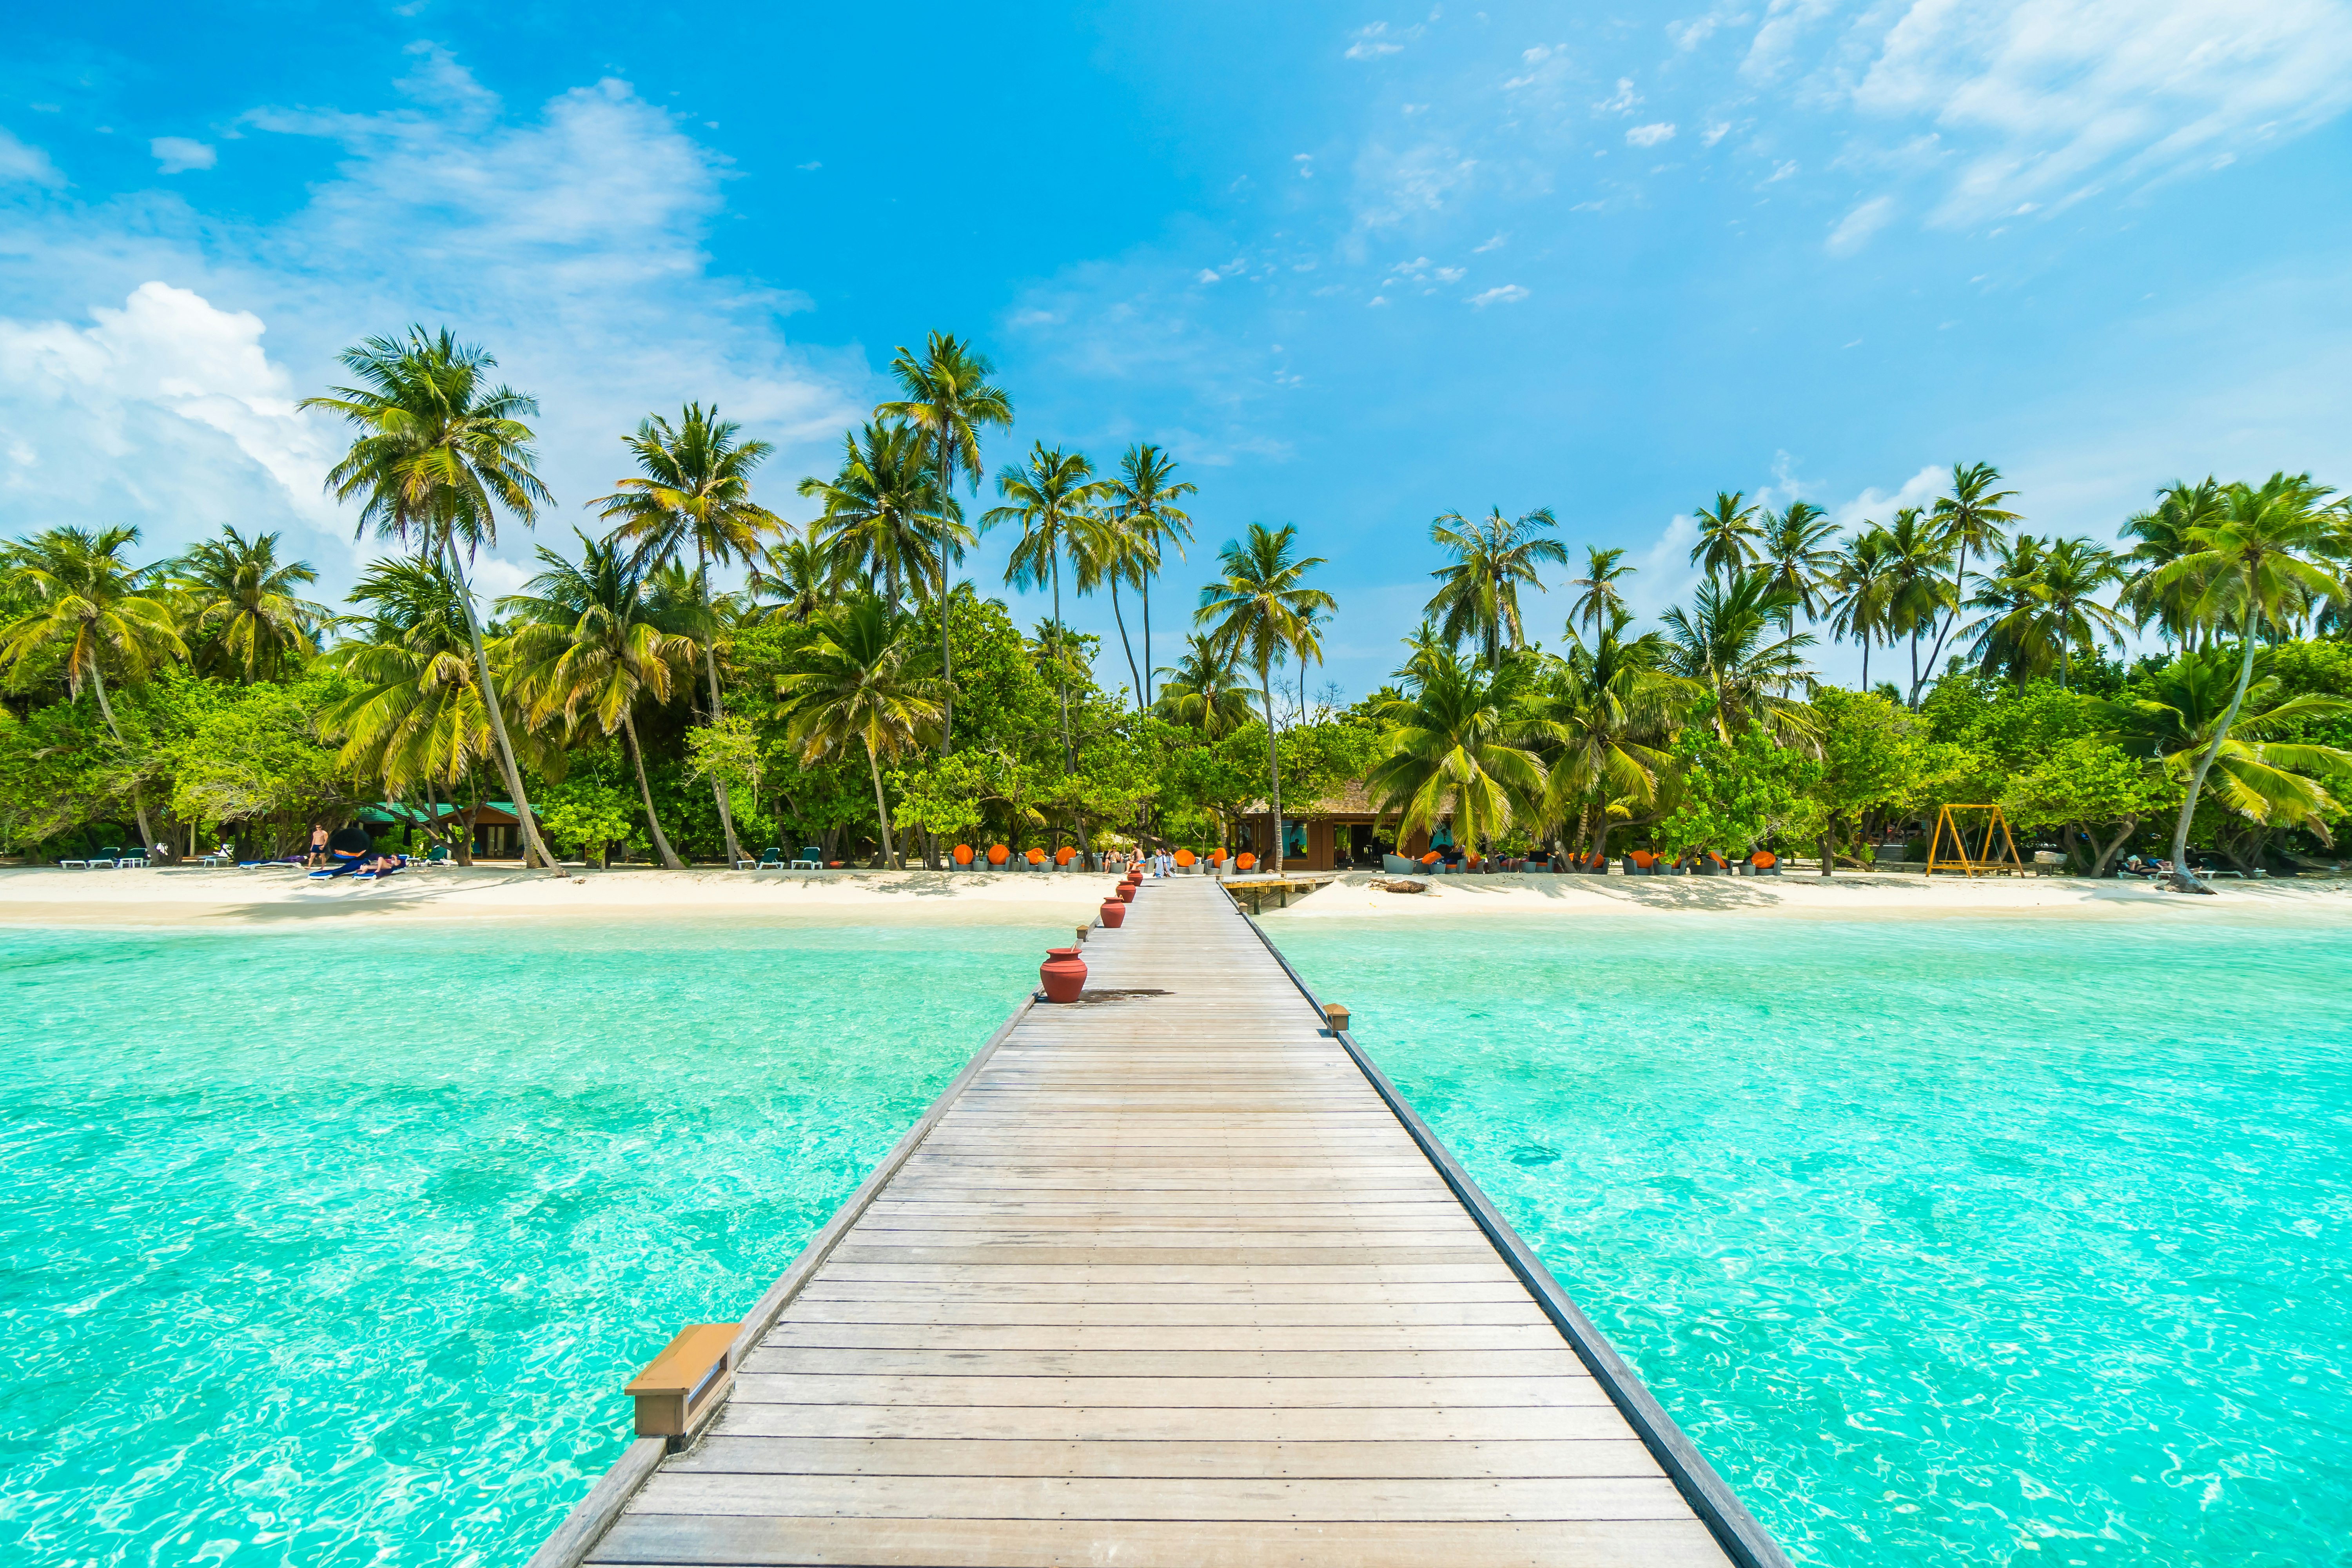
[
  {"left": 1098, "top": 898, "right": 1127, "bottom": 928},
  {"left": 1039, "top": 946, "right": 1087, "bottom": 1003}
]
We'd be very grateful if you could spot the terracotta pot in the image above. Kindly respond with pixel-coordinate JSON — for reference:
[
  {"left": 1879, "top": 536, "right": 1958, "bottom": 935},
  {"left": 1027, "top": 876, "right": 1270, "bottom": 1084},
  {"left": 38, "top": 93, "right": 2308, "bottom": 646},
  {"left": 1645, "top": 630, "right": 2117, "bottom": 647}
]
[
  {"left": 1098, "top": 898, "right": 1126, "bottom": 928},
  {"left": 1116, "top": 882, "right": 1137, "bottom": 903},
  {"left": 1039, "top": 946, "right": 1087, "bottom": 1003}
]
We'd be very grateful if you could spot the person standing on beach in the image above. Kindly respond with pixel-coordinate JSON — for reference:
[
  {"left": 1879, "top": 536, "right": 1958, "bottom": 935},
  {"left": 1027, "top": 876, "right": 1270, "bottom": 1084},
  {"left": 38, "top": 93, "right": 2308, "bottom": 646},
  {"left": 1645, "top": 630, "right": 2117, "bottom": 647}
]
[{"left": 307, "top": 822, "right": 327, "bottom": 868}]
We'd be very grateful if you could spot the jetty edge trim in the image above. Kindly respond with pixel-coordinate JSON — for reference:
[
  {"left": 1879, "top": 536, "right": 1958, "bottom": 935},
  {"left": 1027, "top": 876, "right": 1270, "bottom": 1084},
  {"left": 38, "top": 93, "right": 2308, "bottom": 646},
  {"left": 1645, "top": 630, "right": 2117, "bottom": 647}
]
[
  {"left": 522, "top": 992, "right": 1043, "bottom": 1568},
  {"left": 1226, "top": 890, "right": 1794, "bottom": 1568}
]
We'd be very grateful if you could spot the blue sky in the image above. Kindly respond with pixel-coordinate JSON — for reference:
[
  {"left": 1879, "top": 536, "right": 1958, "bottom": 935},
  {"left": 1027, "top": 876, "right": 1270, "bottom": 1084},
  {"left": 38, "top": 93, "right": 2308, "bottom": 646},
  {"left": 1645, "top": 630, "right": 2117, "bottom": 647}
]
[{"left": 5, "top": 0, "right": 2350, "bottom": 697}]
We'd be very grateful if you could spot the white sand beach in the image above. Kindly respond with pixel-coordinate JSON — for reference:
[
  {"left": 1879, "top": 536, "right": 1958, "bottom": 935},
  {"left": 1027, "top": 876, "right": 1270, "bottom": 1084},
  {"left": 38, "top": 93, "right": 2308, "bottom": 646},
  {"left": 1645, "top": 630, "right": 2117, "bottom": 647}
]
[{"left": 3, "top": 862, "right": 2348, "bottom": 928}]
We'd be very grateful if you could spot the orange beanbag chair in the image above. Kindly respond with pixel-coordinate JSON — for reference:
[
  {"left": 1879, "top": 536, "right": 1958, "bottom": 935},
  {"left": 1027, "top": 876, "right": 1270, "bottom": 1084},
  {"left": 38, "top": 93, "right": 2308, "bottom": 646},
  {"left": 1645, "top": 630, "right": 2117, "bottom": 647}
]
[
  {"left": 1026, "top": 847, "right": 1046, "bottom": 865},
  {"left": 1055, "top": 845, "right": 1076, "bottom": 866},
  {"left": 986, "top": 844, "right": 1009, "bottom": 867},
  {"left": 952, "top": 843, "right": 973, "bottom": 866},
  {"left": 1236, "top": 851, "right": 1257, "bottom": 871},
  {"left": 1174, "top": 849, "right": 1195, "bottom": 868}
]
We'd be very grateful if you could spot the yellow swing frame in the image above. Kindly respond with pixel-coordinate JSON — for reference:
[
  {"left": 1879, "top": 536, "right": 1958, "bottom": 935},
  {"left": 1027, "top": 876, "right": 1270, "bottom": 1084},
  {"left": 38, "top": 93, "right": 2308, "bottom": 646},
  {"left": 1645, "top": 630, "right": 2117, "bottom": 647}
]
[{"left": 1924, "top": 804, "right": 2024, "bottom": 877}]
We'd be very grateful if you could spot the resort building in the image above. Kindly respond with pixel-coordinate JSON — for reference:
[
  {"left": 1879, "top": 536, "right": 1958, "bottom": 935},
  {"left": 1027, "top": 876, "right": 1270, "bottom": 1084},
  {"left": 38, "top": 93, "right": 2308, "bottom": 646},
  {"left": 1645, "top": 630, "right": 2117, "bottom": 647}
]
[{"left": 1235, "top": 781, "right": 1448, "bottom": 870}]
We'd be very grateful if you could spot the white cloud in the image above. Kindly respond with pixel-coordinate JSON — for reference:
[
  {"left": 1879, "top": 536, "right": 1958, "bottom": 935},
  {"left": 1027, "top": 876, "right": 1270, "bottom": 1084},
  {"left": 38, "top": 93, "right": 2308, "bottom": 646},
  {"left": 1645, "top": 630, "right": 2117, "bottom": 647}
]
[
  {"left": 151, "top": 136, "right": 217, "bottom": 173},
  {"left": 1825, "top": 194, "right": 1896, "bottom": 254},
  {"left": 1467, "top": 283, "right": 1530, "bottom": 306},
  {"left": 1626, "top": 122, "right": 1678, "bottom": 147},
  {"left": 0, "top": 126, "right": 64, "bottom": 186},
  {"left": 1595, "top": 77, "right": 1643, "bottom": 114},
  {"left": 1473, "top": 232, "right": 1507, "bottom": 252},
  {"left": 1765, "top": 158, "right": 1799, "bottom": 182},
  {"left": 0, "top": 56, "right": 860, "bottom": 590},
  {"left": 1831, "top": 464, "right": 1946, "bottom": 531},
  {"left": 1702, "top": 120, "right": 1734, "bottom": 146},
  {"left": 1345, "top": 22, "right": 1406, "bottom": 58},
  {"left": 1848, "top": 0, "right": 2352, "bottom": 223},
  {"left": 0, "top": 284, "right": 341, "bottom": 561}
]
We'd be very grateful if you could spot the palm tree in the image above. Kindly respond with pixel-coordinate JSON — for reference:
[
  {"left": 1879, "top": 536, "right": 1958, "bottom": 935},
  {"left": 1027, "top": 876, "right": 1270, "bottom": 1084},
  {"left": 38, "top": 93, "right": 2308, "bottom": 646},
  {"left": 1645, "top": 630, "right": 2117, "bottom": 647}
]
[
  {"left": 1526, "top": 608, "right": 1690, "bottom": 862},
  {"left": 1154, "top": 632, "right": 1256, "bottom": 737},
  {"left": 1688, "top": 491, "right": 1763, "bottom": 579},
  {"left": 2122, "top": 479, "right": 2224, "bottom": 650},
  {"left": 594, "top": 403, "right": 785, "bottom": 871},
  {"left": 1071, "top": 500, "right": 1151, "bottom": 713},
  {"left": 1568, "top": 546, "right": 1636, "bottom": 635},
  {"left": 1759, "top": 502, "right": 1839, "bottom": 634},
  {"left": 1426, "top": 506, "right": 1566, "bottom": 668},
  {"left": 1292, "top": 602, "right": 1330, "bottom": 719},
  {"left": 501, "top": 531, "right": 701, "bottom": 869},
  {"left": 799, "top": 419, "right": 960, "bottom": 614},
  {"left": 2098, "top": 648, "right": 2352, "bottom": 869},
  {"left": 323, "top": 557, "right": 505, "bottom": 840},
  {"left": 1195, "top": 523, "right": 1334, "bottom": 871},
  {"left": 1968, "top": 535, "right": 2127, "bottom": 689},
  {"left": 876, "top": 332, "right": 1014, "bottom": 750},
  {"left": 1826, "top": 526, "right": 1895, "bottom": 691},
  {"left": 984, "top": 443, "right": 1109, "bottom": 769},
  {"left": 1107, "top": 443, "right": 1196, "bottom": 708},
  {"left": 774, "top": 595, "right": 944, "bottom": 868},
  {"left": 172, "top": 526, "right": 334, "bottom": 682},
  {"left": 1660, "top": 567, "right": 1817, "bottom": 742},
  {"left": 1918, "top": 461, "right": 2023, "bottom": 681},
  {"left": 301, "top": 327, "right": 561, "bottom": 871},
  {"left": 0, "top": 524, "right": 185, "bottom": 852},
  {"left": 2145, "top": 472, "right": 2347, "bottom": 890},
  {"left": 1366, "top": 646, "right": 1548, "bottom": 864},
  {"left": 747, "top": 535, "right": 840, "bottom": 625},
  {"left": 1881, "top": 507, "right": 1958, "bottom": 706}
]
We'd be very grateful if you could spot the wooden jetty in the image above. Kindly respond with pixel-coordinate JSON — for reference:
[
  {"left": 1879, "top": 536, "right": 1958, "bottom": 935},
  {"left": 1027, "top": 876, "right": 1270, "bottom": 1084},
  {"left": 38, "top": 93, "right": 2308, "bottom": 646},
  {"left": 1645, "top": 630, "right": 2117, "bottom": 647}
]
[
  {"left": 1218, "top": 871, "right": 1339, "bottom": 914},
  {"left": 532, "top": 875, "right": 1786, "bottom": 1568}
]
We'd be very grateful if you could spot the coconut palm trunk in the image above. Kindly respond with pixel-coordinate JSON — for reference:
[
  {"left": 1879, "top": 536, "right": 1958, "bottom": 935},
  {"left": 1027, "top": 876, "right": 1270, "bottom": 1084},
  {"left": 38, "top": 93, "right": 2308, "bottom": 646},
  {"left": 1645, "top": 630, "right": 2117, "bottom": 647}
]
[
  {"left": 1141, "top": 583, "right": 1154, "bottom": 711},
  {"left": 937, "top": 431, "right": 959, "bottom": 753},
  {"left": 1051, "top": 554, "right": 1073, "bottom": 770},
  {"left": 620, "top": 711, "right": 684, "bottom": 869},
  {"left": 83, "top": 657, "right": 160, "bottom": 853},
  {"left": 1110, "top": 578, "right": 1145, "bottom": 715},
  {"left": 2166, "top": 609, "right": 2261, "bottom": 894},
  {"left": 692, "top": 538, "right": 746, "bottom": 869},
  {"left": 443, "top": 537, "right": 558, "bottom": 870},
  {"left": 1259, "top": 657, "right": 1283, "bottom": 872},
  {"left": 865, "top": 740, "right": 897, "bottom": 867}
]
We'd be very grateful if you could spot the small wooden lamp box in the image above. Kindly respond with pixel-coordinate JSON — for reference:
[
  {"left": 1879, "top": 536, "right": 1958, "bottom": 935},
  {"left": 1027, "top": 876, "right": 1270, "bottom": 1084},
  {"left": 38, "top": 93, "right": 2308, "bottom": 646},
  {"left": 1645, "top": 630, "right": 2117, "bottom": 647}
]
[{"left": 625, "top": 1322, "right": 739, "bottom": 1446}]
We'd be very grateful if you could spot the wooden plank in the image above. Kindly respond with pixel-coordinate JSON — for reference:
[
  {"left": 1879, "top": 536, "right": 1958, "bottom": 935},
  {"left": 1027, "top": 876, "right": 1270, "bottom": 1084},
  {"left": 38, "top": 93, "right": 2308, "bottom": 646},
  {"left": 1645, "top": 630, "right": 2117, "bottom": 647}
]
[
  {"left": 708, "top": 1402, "right": 1647, "bottom": 1443},
  {"left": 626, "top": 1470, "right": 1697, "bottom": 1521},
  {"left": 666, "top": 1437, "right": 1667, "bottom": 1479},
  {"left": 777, "top": 1301, "right": 1556, "bottom": 1326},
  {"left": 760, "top": 1324, "right": 1574, "bottom": 1352},
  {"left": 587, "top": 1514, "right": 1733, "bottom": 1568},
  {"left": 742, "top": 1347, "right": 1590, "bottom": 1379},
  {"left": 726, "top": 1374, "right": 1615, "bottom": 1409}
]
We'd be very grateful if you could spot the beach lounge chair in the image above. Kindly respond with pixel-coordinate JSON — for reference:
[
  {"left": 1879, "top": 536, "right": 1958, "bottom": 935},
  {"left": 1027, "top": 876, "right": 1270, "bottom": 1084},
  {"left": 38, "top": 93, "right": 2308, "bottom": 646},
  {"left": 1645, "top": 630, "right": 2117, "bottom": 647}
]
[
  {"left": 790, "top": 846, "right": 822, "bottom": 869},
  {"left": 57, "top": 850, "right": 91, "bottom": 869},
  {"left": 118, "top": 846, "right": 149, "bottom": 867},
  {"left": 352, "top": 855, "right": 410, "bottom": 881},
  {"left": 89, "top": 846, "right": 121, "bottom": 869},
  {"left": 751, "top": 847, "right": 784, "bottom": 870}
]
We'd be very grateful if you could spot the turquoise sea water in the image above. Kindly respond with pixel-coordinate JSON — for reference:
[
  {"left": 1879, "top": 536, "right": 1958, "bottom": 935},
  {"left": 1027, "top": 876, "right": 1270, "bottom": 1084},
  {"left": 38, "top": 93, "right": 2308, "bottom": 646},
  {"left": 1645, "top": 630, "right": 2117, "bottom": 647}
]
[
  {"left": 1270, "top": 909, "right": 2352, "bottom": 1568},
  {"left": 0, "top": 915, "right": 1051, "bottom": 1566}
]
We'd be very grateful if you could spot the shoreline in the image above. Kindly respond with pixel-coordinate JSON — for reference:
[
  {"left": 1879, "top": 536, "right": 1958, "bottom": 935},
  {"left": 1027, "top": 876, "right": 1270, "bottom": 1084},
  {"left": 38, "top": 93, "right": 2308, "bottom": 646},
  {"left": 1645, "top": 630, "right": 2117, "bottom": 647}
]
[{"left": 2, "top": 862, "right": 2348, "bottom": 929}]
